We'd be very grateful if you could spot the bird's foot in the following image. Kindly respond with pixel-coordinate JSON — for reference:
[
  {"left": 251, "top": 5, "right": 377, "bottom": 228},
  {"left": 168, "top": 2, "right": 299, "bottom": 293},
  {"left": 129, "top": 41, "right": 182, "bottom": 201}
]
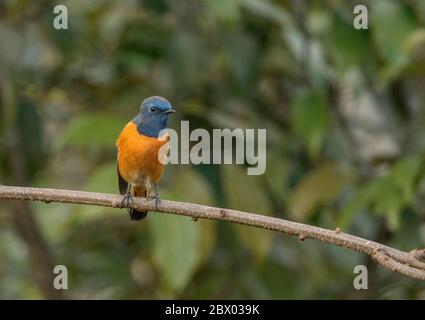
[
  {"left": 121, "top": 192, "right": 133, "bottom": 214},
  {"left": 148, "top": 193, "right": 160, "bottom": 213}
]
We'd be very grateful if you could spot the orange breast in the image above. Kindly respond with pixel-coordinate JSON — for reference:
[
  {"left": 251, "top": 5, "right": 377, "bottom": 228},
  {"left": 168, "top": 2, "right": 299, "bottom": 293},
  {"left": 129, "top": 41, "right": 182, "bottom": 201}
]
[{"left": 116, "top": 122, "right": 168, "bottom": 187}]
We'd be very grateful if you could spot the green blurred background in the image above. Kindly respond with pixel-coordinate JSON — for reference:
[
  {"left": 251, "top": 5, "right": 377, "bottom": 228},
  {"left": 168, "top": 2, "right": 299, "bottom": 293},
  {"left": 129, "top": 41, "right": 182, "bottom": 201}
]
[{"left": 1, "top": 0, "right": 425, "bottom": 299}]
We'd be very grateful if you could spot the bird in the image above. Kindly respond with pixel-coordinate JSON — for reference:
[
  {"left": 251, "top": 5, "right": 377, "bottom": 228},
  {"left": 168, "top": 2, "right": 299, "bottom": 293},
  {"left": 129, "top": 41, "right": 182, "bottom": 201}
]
[{"left": 116, "top": 96, "right": 175, "bottom": 221}]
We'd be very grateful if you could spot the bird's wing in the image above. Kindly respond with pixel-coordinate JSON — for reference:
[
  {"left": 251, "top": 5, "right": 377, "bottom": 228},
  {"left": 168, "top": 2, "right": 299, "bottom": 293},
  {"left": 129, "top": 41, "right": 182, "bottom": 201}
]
[{"left": 117, "top": 162, "right": 128, "bottom": 195}]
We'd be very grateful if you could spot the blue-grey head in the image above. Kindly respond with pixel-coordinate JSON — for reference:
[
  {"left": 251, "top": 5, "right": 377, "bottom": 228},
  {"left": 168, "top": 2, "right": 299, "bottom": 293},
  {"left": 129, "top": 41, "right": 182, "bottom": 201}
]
[{"left": 133, "top": 96, "right": 175, "bottom": 138}]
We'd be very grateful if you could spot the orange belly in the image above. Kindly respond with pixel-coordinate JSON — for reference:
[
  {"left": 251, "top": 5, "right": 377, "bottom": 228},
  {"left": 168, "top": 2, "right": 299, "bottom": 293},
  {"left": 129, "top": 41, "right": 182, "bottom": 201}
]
[{"left": 116, "top": 122, "right": 167, "bottom": 188}]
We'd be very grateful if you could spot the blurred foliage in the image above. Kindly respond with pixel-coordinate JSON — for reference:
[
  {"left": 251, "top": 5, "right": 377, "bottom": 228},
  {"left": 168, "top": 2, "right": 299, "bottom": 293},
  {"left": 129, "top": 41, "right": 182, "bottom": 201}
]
[{"left": 1, "top": 0, "right": 425, "bottom": 299}]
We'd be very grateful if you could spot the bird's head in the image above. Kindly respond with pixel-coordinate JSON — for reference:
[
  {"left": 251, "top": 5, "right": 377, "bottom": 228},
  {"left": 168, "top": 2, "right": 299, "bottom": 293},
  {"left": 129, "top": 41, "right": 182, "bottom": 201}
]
[{"left": 133, "top": 96, "right": 175, "bottom": 138}]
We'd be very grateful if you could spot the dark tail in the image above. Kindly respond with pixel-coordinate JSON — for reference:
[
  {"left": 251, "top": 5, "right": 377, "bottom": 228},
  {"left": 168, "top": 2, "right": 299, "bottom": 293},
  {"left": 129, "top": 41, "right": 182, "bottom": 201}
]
[{"left": 130, "top": 187, "right": 148, "bottom": 221}]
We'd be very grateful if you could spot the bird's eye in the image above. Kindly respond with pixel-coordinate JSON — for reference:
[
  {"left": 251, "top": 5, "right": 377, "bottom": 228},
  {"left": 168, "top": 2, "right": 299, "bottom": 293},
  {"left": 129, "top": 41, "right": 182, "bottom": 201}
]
[{"left": 150, "top": 107, "right": 156, "bottom": 112}]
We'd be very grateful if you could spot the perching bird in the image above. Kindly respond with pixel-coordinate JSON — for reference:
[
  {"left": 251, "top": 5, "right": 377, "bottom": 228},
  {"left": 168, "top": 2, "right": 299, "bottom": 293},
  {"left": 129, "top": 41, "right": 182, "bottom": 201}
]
[{"left": 116, "top": 96, "right": 175, "bottom": 221}]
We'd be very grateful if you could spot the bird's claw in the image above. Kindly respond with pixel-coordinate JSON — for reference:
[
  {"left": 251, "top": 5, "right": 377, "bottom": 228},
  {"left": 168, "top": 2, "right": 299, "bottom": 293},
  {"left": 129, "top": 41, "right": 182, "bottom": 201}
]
[
  {"left": 121, "top": 192, "right": 133, "bottom": 214},
  {"left": 148, "top": 193, "right": 160, "bottom": 213}
]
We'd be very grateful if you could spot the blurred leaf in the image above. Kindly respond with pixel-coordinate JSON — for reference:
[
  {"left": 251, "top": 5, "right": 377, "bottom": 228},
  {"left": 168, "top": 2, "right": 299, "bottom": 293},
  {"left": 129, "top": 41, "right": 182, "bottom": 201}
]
[
  {"left": 168, "top": 31, "right": 209, "bottom": 90},
  {"left": 390, "top": 156, "right": 422, "bottom": 202},
  {"left": 206, "top": 0, "right": 240, "bottom": 25},
  {"left": 371, "top": 0, "right": 417, "bottom": 82},
  {"left": 291, "top": 89, "right": 328, "bottom": 157},
  {"left": 342, "top": 157, "right": 422, "bottom": 230},
  {"left": 240, "top": 0, "right": 291, "bottom": 26},
  {"left": 264, "top": 154, "right": 290, "bottom": 206},
  {"left": 0, "top": 23, "right": 23, "bottom": 66},
  {"left": 149, "top": 214, "right": 201, "bottom": 293},
  {"left": 289, "top": 163, "right": 351, "bottom": 221},
  {"left": 325, "top": 13, "right": 371, "bottom": 73},
  {"left": 55, "top": 114, "right": 125, "bottom": 149},
  {"left": 164, "top": 167, "right": 217, "bottom": 267},
  {"left": 84, "top": 161, "right": 117, "bottom": 194},
  {"left": 222, "top": 33, "right": 259, "bottom": 91},
  {"left": 143, "top": 0, "right": 168, "bottom": 14},
  {"left": 339, "top": 186, "right": 370, "bottom": 230},
  {"left": 222, "top": 165, "right": 273, "bottom": 260},
  {"left": 368, "top": 177, "right": 404, "bottom": 230},
  {"left": 70, "top": 161, "right": 119, "bottom": 222},
  {"left": 371, "top": 0, "right": 417, "bottom": 63},
  {"left": 16, "top": 100, "right": 45, "bottom": 179},
  {"left": 149, "top": 167, "right": 215, "bottom": 293},
  {"left": 166, "top": 167, "right": 215, "bottom": 205},
  {"left": 403, "top": 29, "right": 425, "bottom": 54}
]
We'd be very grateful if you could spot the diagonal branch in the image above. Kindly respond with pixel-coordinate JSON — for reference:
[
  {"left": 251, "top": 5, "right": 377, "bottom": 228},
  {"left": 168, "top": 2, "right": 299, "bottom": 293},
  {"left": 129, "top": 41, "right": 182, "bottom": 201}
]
[{"left": 1, "top": 185, "right": 425, "bottom": 280}]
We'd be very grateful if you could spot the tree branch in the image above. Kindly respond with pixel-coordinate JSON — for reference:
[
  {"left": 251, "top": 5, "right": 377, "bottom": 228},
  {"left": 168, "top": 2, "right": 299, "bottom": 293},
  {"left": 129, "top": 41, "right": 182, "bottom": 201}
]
[{"left": 1, "top": 185, "right": 425, "bottom": 280}]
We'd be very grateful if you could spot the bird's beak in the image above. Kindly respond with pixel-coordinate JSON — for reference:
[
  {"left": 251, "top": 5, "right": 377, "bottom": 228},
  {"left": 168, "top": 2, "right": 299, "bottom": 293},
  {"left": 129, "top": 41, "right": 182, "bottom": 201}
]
[{"left": 164, "top": 109, "right": 176, "bottom": 114}]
